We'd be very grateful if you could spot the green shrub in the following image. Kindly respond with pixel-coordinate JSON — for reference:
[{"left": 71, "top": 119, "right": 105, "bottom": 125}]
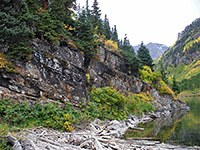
[
  {"left": 126, "top": 93, "right": 155, "bottom": 116},
  {"left": 0, "top": 98, "right": 86, "bottom": 131},
  {"left": 88, "top": 86, "right": 128, "bottom": 120},
  {"left": 0, "top": 87, "right": 156, "bottom": 135},
  {"left": 87, "top": 86, "right": 155, "bottom": 119}
]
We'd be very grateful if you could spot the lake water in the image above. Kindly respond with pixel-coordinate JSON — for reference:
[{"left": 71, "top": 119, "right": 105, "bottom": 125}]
[{"left": 125, "top": 96, "right": 200, "bottom": 146}]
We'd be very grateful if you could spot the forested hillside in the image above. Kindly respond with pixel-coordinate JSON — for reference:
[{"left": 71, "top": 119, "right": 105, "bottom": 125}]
[{"left": 156, "top": 18, "right": 200, "bottom": 93}]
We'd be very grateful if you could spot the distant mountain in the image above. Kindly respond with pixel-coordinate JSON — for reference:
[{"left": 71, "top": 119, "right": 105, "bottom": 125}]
[
  {"left": 133, "top": 43, "right": 169, "bottom": 60},
  {"left": 156, "top": 18, "right": 200, "bottom": 92}
]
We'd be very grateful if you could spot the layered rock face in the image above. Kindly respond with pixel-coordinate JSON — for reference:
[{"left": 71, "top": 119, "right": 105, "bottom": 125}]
[
  {"left": 0, "top": 39, "right": 186, "bottom": 110},
  {"left": 87, "top": 47, "right": 144, "bottom": 95},
  {"left": 0, "top": 40, "right": 87, "bottom": 106}
]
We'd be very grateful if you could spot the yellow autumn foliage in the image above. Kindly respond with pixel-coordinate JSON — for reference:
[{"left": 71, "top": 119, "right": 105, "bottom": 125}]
[
  {"left": 194, "top": 60, "right": 200, "bottom": 67},
  {"left": 133, "top": 93, "right": 154, "bottom": 102},
  {"left": 158, "top": 80, "right": 177, "bottom": 100},
  {"left": 68, "top": 41, "right": 77, "bottom": 48},
  {"left": 95, "top": 34, "right": 106, "bottom": 43},
  {"left": 183, "top": 37, "right": 200, "bottom": 52},
  {"left": 168, "top": 75, "right": 174, "bottom": 81},
  {"left": 86, "top": 73, "right": 90, "bottom": 83},
  {"left": 184, "top": 65, "right": 189, "bottom": 71},
  {"left": 185, "top": 67, "right": 200, "bottom": 79},
  {"left": 0, "top": 53, "right": 8, "bottom": 68},
  {"left": 63, "top": 114, "right": 74, "bottom": 131},
  {"left": 63, "top": 23, "right": 75, "bottom": 31},
  {"left": 37, "top": 8, "right": 46, "bottom": 13},
  {"left": 105, "top": 40, "right": 118, "bottom": 52},
  {"left": 156, "top": 55, "right": 162, "bottom": 63}
]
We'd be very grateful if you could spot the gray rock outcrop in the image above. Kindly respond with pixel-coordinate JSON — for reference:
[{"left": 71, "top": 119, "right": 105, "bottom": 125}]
[{"left": 0, "top": 39, "right": 186, "bottom": 111}]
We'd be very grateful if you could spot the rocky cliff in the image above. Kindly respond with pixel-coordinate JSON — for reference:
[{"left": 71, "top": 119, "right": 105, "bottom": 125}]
[{"left": 0, "top": 38, "right": 186, "bottom": 111}]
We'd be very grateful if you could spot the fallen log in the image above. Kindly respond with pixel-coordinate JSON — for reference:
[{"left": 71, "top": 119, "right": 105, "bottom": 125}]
[
  {"left": 126, "top": 137, "right": 161, "bottom": 141},
  {"left": 129, "top": 126, "right": 144, "bottom": 131}
]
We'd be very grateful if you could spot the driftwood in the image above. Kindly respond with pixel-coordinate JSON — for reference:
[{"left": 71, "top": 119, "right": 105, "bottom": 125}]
[
  {"left": 126, "top": 137, "right": 161, "bottom": 141},
  {"left": 0, "top": 132, "right": 23, "bottom": 150},
  {"left": 3, "top": 114, "right": 200, "bottom": 150}
]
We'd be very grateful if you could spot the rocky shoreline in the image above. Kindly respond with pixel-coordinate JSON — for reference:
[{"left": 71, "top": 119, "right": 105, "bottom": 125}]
[{"left": 2, "top": 106, "right": 199, "bottom": 150}]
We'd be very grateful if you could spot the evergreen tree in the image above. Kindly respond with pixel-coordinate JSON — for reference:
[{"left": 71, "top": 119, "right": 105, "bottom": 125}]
[
  {"left": 91, "top": 0, "right": 104, "bottom": 34},
  {"left": 0, "top": 0, "right": 33, "bottom": 45},
  {"left": 119, "top": 34, "right": 131, "bottom": 51},
  {"left": 123, "top": 34, "right": 130, "bottom": 47},
  {"left": 86, "top": 0, "right": 90, "bottom": 17},
  {"left": 49, "top": 0, "right": 68, "bottom": 21},
  {"left": 49, "top": 0, "right": 76, "bottom": 25},
  {"left": 120, "top": 35, "right": 142, "bottom": 74},
  {"left": 121, "top": 50, "right": 142, "bottom": 74},
  {"left": 118, "top": 39, "right": 123, "bottom": 47},
  {"left": 76, "top": 3, "right": 81, "bottom": 17},
  {"left": 103, "top": 14, "right": 112, "bottom": 39},
  {"left": 26, "top": 0, "right": 43, "bottom": 13},
  {"left": 160, "top": 62, "right": 168, "bottom": 84},
  {"left": 0, "top": 0, "right": 34, "bottom": 59},
  {"left": 76, "top": 10, "right": 94, "bottom": 41},
  {"left": 76, "top": 9, "right": 97, "bottom": 67},
  {"left": 137, "top": 42, "right": 154, "bottom": 70},
  {"left": 172, "top": 76, "right": 180, "bottom": 95},
  {"left": 112, "top": 25, "right": 119, "bottom": 43}
]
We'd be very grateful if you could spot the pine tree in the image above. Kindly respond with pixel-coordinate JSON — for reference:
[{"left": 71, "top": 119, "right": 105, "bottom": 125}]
[
  {"left": 86, "top": 0, "right": 90, "bottom": 17},
  {"left": 112, "top": 25, "right": 119, "bottom": 43},
  {"left": 119, "top": 35, "right": 142, "bottom": 74},
  {"left": 172, "top": 76, "right": 180, "bottom": 95},
  {"left": 121, "top": 50, "right": 142, "bottom": 74},
  {"left": 26, "top": 0, "right": 43, "bottom": 13},
  {"left": 119, "top": 34, "right": 132, "bottom": 51},
  {"left": 137, "top": 42, "right": 154, "bottom": 70},
  {"left": 76, "top": 10, "right": 94, "bottom": 42},
  {"left": 0, "top": 0, "right": 34, "bottom": 59},
  {"left": 123, "top": 34, "right": 130, "bottom": 46},
  {"left": 76, "top": 9, "right": 98, "bottom": 67},
  {"left": 76, "top": 3, "right": 81, "bottom": 17},
  {"left": 103, "top": 14, "right": 112, "bottom": 39},
  {"left": 118, "top": 39, "right": 123, "bottom": 47},
  {"left": 49, "top": 0, "right": 76, "bottom": 24},
  {"left": 76, "top": 9, "right": 97, "bottom": 66},
  {"left": 91, "top": 0, "right": 104, "bottom": 34},
  {"left": 0, "top": 0, "right": 33, "bottom": 45}
]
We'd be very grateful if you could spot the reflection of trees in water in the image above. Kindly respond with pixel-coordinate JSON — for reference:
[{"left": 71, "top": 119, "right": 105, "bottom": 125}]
[
  {"left": 169, "top": 97, "right": 200, "bottom": 146},
  {"left": 126, "top": 110, "right": 188, "bottom": 143},
  {"left": 151, "top": 110, "right": 187, "bottom": 142},
  {"left": 126, "top": 97, "right": 200, "bottom": 146},
  {"left": 170, "top": 126, "right": 200, "bottom": 146}
]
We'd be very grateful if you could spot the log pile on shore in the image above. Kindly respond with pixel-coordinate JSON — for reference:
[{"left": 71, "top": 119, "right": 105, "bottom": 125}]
[{"left": 2, "top": 112, "right": 199, "bottom": 150}]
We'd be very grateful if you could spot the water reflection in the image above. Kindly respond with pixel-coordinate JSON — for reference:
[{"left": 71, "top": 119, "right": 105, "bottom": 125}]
[
  {"left": 125, "top": 96, "right": 200, "bottom": 146},
  {"left": 169, "top": 97, "right": 200, "bottom": 146}
]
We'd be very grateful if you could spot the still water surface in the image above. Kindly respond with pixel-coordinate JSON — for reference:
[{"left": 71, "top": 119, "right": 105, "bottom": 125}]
[{"left": 125, "top": 96, "right": 200, "bottom": 146}]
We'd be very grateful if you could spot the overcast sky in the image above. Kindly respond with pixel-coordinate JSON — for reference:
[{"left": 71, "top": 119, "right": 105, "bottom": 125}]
[{"left": 77, "top": 0, "right": 200, "bottom": 46}]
